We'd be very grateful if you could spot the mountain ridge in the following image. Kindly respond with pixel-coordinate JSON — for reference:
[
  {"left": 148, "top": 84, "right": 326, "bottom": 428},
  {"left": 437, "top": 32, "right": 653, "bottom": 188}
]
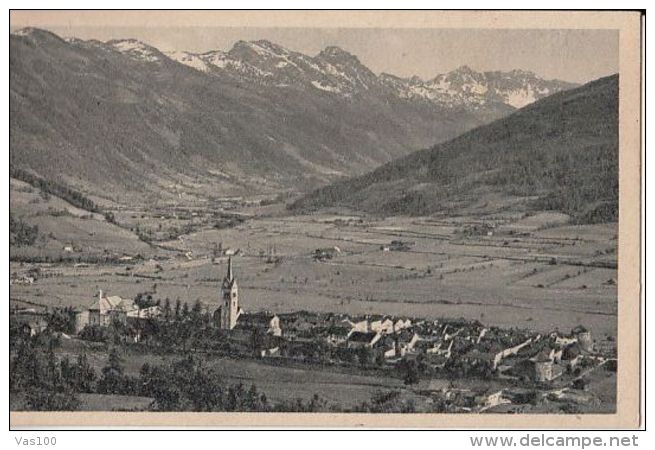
[
  {"left": 291, "top": 74, "right": 619, "bottom": 224},
  {"left": 10, "top": 27, "right": 577, "bottom": 203}
]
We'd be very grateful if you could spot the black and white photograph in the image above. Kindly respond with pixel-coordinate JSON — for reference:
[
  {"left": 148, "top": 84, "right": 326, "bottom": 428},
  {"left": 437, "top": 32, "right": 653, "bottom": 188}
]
[{"left": 7, "top": 9, "right": 642, "bottom": 429}]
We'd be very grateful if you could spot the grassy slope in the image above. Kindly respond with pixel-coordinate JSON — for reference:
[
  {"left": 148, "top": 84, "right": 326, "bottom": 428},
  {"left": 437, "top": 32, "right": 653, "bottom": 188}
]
[
  {"left": 10, "top": 178, "right": 154, "bottom": 260},
  {"left": 292, "top": 75, "right": 618, "bottom": 224}
]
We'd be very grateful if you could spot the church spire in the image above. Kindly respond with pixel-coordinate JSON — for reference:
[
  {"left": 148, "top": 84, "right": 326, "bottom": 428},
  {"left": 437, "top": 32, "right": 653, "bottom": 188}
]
[{"left": 226, "top": 256, "right": 233, "bottom": 281}]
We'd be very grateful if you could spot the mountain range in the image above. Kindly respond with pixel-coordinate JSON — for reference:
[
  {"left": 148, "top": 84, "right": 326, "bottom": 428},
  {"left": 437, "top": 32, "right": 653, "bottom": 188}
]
[
  {"left": 291, "top": 75, "right": 618, "bottom": 224},
  {"left": 10, "top": 28, "right": 576, "bottom": 202}
]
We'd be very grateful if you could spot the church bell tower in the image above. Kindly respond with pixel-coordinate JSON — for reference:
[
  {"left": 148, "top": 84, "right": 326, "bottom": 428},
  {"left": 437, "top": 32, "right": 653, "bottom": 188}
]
[{"left": 218, "top": 257, "right": 240, "bottom": 329}]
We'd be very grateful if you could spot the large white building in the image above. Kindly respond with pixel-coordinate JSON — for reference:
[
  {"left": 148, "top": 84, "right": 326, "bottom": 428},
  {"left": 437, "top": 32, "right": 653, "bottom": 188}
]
[{"left": 75, "top": 290, "right": 136, "bottom": 332}]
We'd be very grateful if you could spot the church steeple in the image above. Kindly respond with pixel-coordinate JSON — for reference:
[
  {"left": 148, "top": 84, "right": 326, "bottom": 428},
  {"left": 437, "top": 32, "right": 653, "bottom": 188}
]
[
  {"left": 226, "top": 257, "right": 233, "bottom": 282},
  {"left": 217, "top": 257, "right": 240, "bottom": 330}
]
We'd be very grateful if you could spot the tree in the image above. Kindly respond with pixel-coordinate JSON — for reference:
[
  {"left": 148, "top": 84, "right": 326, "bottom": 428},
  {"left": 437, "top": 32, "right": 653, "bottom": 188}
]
[
  {"left": 46, "top": 307, "right": 76, "bottom": 334},
  {"left": 174, "top": 299, "right": 181, "bottom": 320},
  {"left": 163, "top": 298, "right": 172, "bottom": 322},
  {"left": 357, "top": 346, "right": 373, "bottom": 367},
  {"left": 251, "top": 328, "right": 265, "bottom": 357},
  {"left": 244, "top": 384, "right": 268, "bottom": 412},
  {"left": 10, "top": 339, "right": 80, "bottom": 411},
  {"left": 97, "top": 348, "right": 132, "bottom": 395},
  {"left": 401, "top": 359, "right": 420, "bottom": 385},
  {"left": 25, "top": 387, "right": 80, "bottom": 411},
  {"left": 191, "top": 300, "right": 203, "bottom": 326},
  {"left": 73, "top": 353, "right": 96, "bottom": 393}
]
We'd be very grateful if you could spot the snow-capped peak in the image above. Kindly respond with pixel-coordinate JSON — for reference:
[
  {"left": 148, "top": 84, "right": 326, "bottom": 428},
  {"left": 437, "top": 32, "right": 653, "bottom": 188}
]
[
  {"left": 47, "top": 30, "right": 575, "bottom": 108},
  {"left": 108, "top": 39, "right": 162, "bottom": 63},
  {"left": 166, "top": 51, "right": 210, "bottom": 72},
  {"left": 379, "top": 65, "right": 575, "bottom": 109}
]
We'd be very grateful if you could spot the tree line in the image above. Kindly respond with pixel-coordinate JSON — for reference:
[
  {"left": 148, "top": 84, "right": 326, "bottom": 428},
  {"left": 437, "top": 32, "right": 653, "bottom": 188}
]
[
  {"left": 10, "top": 166, "right": 101, "bottom": 213},
  {"left": 9, "top": 213, "right": 40, "bottom": 246}
]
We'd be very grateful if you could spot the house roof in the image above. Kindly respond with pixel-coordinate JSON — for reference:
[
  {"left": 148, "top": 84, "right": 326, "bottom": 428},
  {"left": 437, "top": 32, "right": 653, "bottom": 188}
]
[
  {"left": 530, "top": 352, "right": 553, "bottom": 363},
  {"left": 463, "top": 349, "right": 496, "bottom": 361},
  {"left": 374, "top": 335, "right": 396, "bottom": 348},
  {"left": 89, "top": 295, "right": 134, "bottom": 312},
  {"left": 348, "top": 331, "right": 378, "bottom": 343},
  {"left": 239, "top": 312, "right": 278, "bottom": 327},
  {"left": 397, "top": 329, "right": 417, "bottom": 342},
  {"left": 368, "top": 314, "right": 388, "bottom": 321},
  {"left": 571, "top": 325, "right": 588, "bottom": 334},
  {"left": 23, "top": 320, "right": 47, "bottom": 330},
  {"left": 326, "top": 326, "right": 351, "bottom": 337},
  {"left": 562, "top": 343, "right": 582, "bottom": 359}
]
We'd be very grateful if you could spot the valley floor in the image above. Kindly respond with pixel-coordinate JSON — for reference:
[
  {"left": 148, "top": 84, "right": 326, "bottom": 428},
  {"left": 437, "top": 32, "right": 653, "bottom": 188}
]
[
  {"left": 11, "top": 209, "right": 618, "bottom": 339},
  {"left": 10, "top": 182, "right": 618, "bottom": 413}
]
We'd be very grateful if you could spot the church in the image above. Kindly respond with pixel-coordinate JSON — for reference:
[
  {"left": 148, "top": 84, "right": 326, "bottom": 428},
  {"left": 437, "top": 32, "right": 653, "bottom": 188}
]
[
  {"left": 214, "top": 257, "right": 281, "bottom": 337},
  {"left": 215, "top": 257, "right": 243, "bottom": 329}
]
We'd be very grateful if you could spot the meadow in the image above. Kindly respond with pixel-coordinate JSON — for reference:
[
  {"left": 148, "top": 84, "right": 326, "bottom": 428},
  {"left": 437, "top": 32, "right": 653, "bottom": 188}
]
[{"left": 11, "top": 192, "right": 618, "bottom": 339}]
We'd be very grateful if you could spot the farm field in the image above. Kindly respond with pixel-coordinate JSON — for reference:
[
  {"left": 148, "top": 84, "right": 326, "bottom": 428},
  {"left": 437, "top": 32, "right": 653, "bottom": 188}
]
[{"left": 11, "top": 202, "right": 618, "bottom": 339}]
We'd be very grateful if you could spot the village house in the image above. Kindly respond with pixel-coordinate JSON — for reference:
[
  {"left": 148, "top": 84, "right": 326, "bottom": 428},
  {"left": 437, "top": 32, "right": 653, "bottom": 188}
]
[
  {"left": 425, "top": 352, "right": 450, "bottom": 370},
  {"left": 324, "top": 325, "right": 351, "bottom": 346},
  {"left": 352, "top": 318, "right": 369, "bottom": 333},
  {"left": 491, "top": 336, "right": 536, "bottom": 369},
  {"left": 529, "top": 355, "right": 562, "bottom": 382},
  {"left": 237, "top": 312, "right": 282, "bottom": 337},
  {"left": 374, "top": 335, "right": 400, "bottom": 359},
  {"left": 552, "top": 332, "right": 578, "bottom": 347},
  {"left": 550, "top": 327, "right": 594, "bottom": 352},
  {"left": 257, "top": 335, "right": 284, "bottom": 357},
  {"left": 21, "top": 320, "right": 48, "bottom": 337},
  {"left": 572, "top": 326, "right": 594, "bottom": 353},
  {"left": 561, "top": 343, "right": 583, "bottom": 371},
  {"left": 510, "top": 352, "right": 563, "bottom": 383},
  {"left": 423, "top": 339, "right": 453, "bottom": 358},
  {"left": 394, "top": 318, "right": 412, "bottom": 332},
  {"left": 475, "top": 389, "right": 511, "bottom": 412},
  {"left": 347, "top": 331, "right": 381, "bottom": 349},
  {"left": 456, "top": 348, "right": 498, "bottom": 376},
  {"left": 395, "top": 329, "right": 422, "bottom": 354},
  {"left": 278, "top": 311, "right": 325, "bottom": 339},
  {"left": 369, "top": 316, "right": 394, "bottom": 334}
]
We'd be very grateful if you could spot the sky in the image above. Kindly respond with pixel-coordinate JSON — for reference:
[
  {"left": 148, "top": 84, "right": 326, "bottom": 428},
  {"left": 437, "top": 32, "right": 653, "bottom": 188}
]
[{"left": 11, "top": 14, "right": 619, "bottom": 84}]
